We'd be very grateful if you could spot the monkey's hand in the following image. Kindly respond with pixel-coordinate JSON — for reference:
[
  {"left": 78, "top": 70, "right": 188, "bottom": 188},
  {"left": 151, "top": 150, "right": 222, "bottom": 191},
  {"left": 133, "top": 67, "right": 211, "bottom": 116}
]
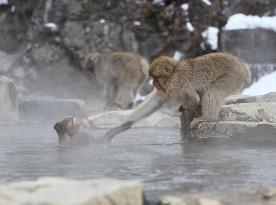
[{"left": 101, "top": 121, "right": 134, "bottom": 143}]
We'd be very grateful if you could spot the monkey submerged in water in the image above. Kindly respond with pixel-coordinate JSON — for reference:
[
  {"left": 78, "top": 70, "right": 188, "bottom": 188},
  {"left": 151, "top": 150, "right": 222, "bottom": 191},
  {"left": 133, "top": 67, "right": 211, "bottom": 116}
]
[{"left": 102, "top": 52, "right": 251, "bottom": 142}]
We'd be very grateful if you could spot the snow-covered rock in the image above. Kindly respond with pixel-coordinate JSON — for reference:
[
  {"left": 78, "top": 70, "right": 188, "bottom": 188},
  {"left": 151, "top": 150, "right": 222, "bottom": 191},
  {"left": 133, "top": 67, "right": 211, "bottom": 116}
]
[{"left": 225, "top": 14, "right": 276, "bottom": 32}]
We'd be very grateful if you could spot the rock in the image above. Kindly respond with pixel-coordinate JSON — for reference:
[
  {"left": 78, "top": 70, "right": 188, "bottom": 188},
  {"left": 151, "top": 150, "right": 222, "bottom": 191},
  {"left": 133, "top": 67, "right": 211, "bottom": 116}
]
[
  {"left": 219, "top": 103, "right": 276, "bottom": 123},
  {"left": 225, "top": 94, "right": 256, "bottom": 104},
  {"left": 0, "top": 76, "right": 19, "bottom": 123},
  {"left": 159, "top": 187, "right": 276, "bottom": 205},
  {"left": 88, "top": 110, "right": 180, "bottom": 128},
  {"left": 19, "top": 96, "right": 85, "bottom": 123},
  {"left": 225, "top": 92, "right": 276, "bottom": 105},
  {"left": 0, "top": 177, "right": 143, "bottom": 205},
  {"left": 257, "top": 92, "right": 276, "bottom": 102},
  {"left": 191, "top": 121, "right": 276, "bottom": 141}
]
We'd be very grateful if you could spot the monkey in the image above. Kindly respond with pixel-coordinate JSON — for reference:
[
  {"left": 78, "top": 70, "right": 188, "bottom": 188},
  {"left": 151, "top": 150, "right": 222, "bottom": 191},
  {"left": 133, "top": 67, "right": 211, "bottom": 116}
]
[
  {"left": 54, "top": 117, "right": 89, "bottom": 144},
  {"left": 83, "top": 52, "right": 149, "bottom": 110},
  {"left": 102, "top": 52, "right": 251, "bottom": 141}
]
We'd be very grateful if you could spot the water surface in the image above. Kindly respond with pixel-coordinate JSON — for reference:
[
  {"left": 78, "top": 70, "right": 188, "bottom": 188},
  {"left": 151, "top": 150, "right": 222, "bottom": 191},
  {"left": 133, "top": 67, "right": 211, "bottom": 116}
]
[{"left": 1, "top": 124, "right": 276, "bottom": 202}]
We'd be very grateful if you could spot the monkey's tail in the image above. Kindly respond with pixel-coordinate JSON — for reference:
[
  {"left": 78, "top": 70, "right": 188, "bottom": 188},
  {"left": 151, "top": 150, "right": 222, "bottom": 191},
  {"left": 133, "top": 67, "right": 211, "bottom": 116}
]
[{"left": 140, "top": 58, "right": 149, "bottom": 77}]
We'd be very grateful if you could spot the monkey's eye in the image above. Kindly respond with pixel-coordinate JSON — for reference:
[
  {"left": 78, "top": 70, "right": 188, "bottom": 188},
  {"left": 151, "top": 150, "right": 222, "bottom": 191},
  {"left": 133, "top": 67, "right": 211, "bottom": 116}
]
[
  {"left": 54, "top": 124, "right": 59, "bottom": 130},
  {"left": 164, "top": 66, "right": 172, "bottom": 73}
]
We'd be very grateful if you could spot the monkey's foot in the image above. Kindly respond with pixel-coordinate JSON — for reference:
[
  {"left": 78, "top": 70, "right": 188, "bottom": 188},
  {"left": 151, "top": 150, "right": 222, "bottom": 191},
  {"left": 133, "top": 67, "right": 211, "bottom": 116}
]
[{"left": 190, "top": 117, "right": 209, "bottom": 129}]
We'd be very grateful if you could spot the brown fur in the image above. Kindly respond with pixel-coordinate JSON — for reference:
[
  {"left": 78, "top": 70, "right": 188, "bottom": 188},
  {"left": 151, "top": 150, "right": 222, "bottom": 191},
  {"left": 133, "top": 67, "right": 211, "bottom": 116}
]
[
  {"left": 102, "top": 52, "right": 251, "bottom": 141},
  {"left": 150, "top": 52, "right": 251, "bottom": 138},
  {"left": 83, "top": 52, "right": 149, "bottom": 110}
]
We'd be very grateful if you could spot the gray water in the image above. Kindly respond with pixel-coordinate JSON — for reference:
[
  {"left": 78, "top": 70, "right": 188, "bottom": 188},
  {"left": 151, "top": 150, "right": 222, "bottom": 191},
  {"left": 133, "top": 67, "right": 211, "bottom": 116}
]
[{"left": 1, "top": 124, "right": 276, "bottom": 203}]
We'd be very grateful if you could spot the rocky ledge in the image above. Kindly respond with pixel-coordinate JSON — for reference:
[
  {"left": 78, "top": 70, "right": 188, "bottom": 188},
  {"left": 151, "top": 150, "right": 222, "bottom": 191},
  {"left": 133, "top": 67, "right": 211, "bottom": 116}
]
[
  {"left": 0, "top": 178, "right": 143, "bottom": 205},
  {"left": 1, "top": 177, "right": 276, "bottom": 205},
  {"left": 160, "top": 187, "right": 276, "bottom": 205}
]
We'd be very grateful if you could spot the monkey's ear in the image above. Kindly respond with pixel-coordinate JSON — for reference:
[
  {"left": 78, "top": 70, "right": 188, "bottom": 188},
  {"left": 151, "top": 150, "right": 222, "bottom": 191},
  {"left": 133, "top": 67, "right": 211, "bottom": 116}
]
[
  {"left": 83, "top": 53, "right": 99, "bottom": 70},
  {"left": 163, "top": 64, "right": 174, "bottom": 74}
]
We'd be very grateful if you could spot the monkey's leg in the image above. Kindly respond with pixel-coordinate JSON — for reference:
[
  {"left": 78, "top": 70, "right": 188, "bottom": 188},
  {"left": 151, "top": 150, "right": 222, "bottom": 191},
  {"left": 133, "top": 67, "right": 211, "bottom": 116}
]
[
  {"left": 115, "top": 79, "right": 138, "bottom": 109},
  {"left": 104, "top": 84, "right": 118, "bottom": 110},
  {"left": 190, "top": 86, "right": 223, "bottom": 128},
  {"left": 180, "top": 106, "right": 201, "bottom": 140}
]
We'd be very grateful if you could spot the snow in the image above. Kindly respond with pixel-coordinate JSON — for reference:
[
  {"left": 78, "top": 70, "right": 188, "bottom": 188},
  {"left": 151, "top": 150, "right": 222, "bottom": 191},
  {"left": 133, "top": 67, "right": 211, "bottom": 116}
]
[
  {"left": 11, "top": 5, "right": 15, "bottom": 12},
  {"left": 44, "top": 0, "right": 53, "bottom": 24},
  {"left": 201, "top": 0, "right": 212, "bottom": 6},
  {"left": 173, "top": 51, "right": 183, "bottom": 61},
  {"left": 99, "top": 19, "right": 106, "bottom": 24},
  {"left": 133, "top": 21, "right": 141, "bottom": 26},
  {"left": 152, "top": 0, "right": 164, "bottom": 6},
  {"left": 202, "top": 27, "right": 219, "bottom": 50},
  {"left": 242, "top": 71, "right": 276, "bottom": 95},
  {"left": 186, "top": 22, "right": 194, "bottom": 32},
  {"left": 225, "top": 13, "right": 276, "bottom": 32},
  {"left": 44, "top": 23, "right": 58, "bottom": 31},
  {"left": 135, "top": 94, "right": 146, "bottom": 102},
  {"left": 0, "top": 0, "right": 8, "bottom": 5},
  {"left": 181, "top": 3, "right": 189, "bottom": 11}
]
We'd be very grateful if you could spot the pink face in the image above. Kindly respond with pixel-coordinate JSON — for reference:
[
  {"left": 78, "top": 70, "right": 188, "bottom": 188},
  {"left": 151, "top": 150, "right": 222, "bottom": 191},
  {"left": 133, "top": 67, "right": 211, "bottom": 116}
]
[{"left": 149, "top": 56, "right": 176, "bottom": 91}]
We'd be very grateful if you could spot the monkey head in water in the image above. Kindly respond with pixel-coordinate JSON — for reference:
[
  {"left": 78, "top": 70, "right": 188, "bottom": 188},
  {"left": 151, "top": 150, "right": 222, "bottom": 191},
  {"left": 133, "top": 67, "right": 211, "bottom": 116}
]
[{"left": 54, "top": 117, "right": 89, "bottom": 144}]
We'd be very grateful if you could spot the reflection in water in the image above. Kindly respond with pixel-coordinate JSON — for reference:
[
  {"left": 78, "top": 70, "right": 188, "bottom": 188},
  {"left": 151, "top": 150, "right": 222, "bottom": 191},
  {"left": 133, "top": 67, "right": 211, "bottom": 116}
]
[{"left": 1, "top": 124, "right": 276, "bottom": 202}]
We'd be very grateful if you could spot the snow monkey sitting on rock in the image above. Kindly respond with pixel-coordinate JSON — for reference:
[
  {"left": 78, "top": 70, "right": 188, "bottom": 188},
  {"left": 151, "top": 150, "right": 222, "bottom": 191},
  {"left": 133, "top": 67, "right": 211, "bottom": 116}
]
[
  {"left": 84, "top": 52, "right": 149, "bottom": 110},
  {"left": 55, "top": 52, "right": 251, "bottom": 143}
]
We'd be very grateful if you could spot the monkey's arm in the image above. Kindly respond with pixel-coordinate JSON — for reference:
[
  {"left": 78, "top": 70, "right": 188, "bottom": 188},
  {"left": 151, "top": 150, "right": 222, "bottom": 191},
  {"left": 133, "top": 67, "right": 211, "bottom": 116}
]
[{"left": 102, "top": 89, "right": 165, "bottom": 142}]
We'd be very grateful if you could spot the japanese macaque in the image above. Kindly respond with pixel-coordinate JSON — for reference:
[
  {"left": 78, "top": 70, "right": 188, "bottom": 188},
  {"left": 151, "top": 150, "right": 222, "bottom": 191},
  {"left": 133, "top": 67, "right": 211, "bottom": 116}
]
[
  {"left": 54, "top": 117, "right": 89, "bottom": 144},
  {"left": 102, "top": 52, "right": 251, "bottom": 141},
  {"left": 84, "top": 52, "right": 149, "bottom": 110},
  {"left": 54, "top": 52, "right": 251, "bottom": 143}
]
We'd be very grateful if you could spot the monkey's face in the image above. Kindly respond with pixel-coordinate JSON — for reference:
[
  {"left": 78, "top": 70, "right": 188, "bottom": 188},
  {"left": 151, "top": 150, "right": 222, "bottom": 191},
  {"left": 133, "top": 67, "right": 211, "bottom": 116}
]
[
  {"left": 83, "top": 53, "right": 100, "bottom": 76},
  {"left": 54, "top": 117, "right": 74, "bottom": 144},
  {"left": 149, "top": 56, "right": 176, "bottom": 91},
  {"left": 54, "top": 117, "right": 89, "bottom": 144}
]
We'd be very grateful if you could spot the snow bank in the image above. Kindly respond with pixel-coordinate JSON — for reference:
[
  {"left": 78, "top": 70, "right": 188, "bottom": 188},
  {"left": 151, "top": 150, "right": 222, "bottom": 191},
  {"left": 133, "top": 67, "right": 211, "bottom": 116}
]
[
  {"left": 242, "top": 71, "right": 276, "bottom": 95},
  {"left": 201, "top": 0, "right": 211, "bottom": 6},
  {"left": 0, "top": 0, "right": 8, "bottom": 5},
  {"left": 225, "top": 13, "right": 276, "bottom": 32},
  {"left": 202, "top": 27, "right": 219, "bottom": 50}
]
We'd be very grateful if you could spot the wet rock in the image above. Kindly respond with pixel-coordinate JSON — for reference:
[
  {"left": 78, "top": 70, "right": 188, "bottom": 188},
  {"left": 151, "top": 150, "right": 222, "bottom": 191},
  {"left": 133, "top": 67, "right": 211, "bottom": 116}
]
[
  {"left": 0, "top": 177, "right": 143, "bottom": 205},
  {"left": 191, "top": 121, "right": 276, "bottom": 141},
  {"left": 19, "top": 96, "right": 85, "bottom": 123},
  {"left": 159, "top": 187, "right": 276, "bottom": 205},
  {"left": 0, "top": 76, "right": 19, "bottom": 123}
]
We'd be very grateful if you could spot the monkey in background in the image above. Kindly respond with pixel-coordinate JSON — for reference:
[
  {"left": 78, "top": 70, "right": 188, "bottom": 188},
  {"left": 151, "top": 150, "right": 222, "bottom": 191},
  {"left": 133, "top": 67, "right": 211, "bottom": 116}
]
[
  {"left": 83, "top": 52, "right": 149, "bottom": 110},
  {"left": 103, "top": 52, "right": 251, "bottom": 141}
]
